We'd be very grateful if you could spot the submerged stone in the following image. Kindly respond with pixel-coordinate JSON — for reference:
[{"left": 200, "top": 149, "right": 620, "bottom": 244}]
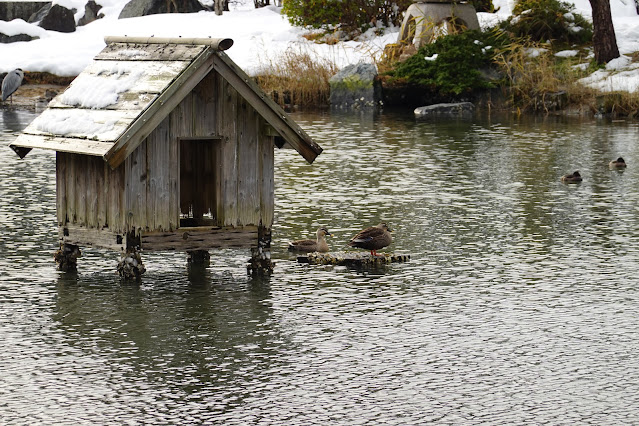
[{"left": 414, "top": 102, "right": 475, "bottom": 117}]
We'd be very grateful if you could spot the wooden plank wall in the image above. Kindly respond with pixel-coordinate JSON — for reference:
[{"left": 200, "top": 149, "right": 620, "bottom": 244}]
[
  {"left": 237, "top": 96, "right": 260, "bottom": 226},
  {"left": 57, "top": 152, "right": 125, "bottom": 233},
  {"left": 217, "top": 72, "right": 238, "bottom": 226},
  {"left": 124, "top": 127, "right": 180, "bottom": 233},
  {"left": 260, "top": 134, "right": 275, "bottom": 229}
]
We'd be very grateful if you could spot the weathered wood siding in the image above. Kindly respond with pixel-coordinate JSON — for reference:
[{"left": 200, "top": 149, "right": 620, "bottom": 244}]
[
  {"left": 56, "top": 152, "right": 125, "bottom": 233},
  {"left": 120, "top": 70, "right": 275, "bottom": 233}
]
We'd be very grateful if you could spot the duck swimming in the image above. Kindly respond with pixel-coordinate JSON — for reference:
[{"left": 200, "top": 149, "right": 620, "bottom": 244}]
[
  {"left": 561, "top": 171, "right": 582, "bottom": 183},
  {"left": 348, "top": 223, "right": 393, "bottom": 256},
  {"left": 288, "top": 227, "right": 332, "bottom": 253},
  {"left": 609, "top": 157, "right": 627, "bottom": 168}
]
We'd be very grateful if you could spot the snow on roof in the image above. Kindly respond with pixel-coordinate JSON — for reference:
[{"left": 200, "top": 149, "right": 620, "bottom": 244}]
[
  {"left": 33, "top": 109, "right": 121, "bottom": 139},
  {"left": 11, "top": 38, "right": 211, "bottom": 156},
  {"left": 11, "top": 36, "right": 323, "bottom": 165}
]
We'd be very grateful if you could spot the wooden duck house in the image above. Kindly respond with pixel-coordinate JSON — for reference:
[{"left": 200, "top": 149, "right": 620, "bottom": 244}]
[{"left": 10, "top": 36, "right": 323, "bottom": 277}]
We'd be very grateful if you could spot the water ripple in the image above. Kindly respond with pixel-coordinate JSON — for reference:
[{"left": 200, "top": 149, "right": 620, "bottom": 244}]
[{"left": 1, "top": 110, "right": 639, "bottom": 423}]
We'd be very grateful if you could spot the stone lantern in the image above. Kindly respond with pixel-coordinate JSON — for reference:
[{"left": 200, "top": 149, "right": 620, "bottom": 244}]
[{"left": 397, "top": 1, "right": 480, "bottom": 49}]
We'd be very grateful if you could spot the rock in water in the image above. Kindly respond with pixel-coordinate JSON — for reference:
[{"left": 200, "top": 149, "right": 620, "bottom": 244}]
[
  {"left": 329, "top": 64, "right": 383, "bottom": 110},
  {"left": 414, "top": 102, "right": 475, "bottom": 118}
]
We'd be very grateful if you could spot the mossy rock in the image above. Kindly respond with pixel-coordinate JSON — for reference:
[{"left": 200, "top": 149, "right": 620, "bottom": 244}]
[{"left": 329, "top": 63, "right": 382, "bottom": 109}]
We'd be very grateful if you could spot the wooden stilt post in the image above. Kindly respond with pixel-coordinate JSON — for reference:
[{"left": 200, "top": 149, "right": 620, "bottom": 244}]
[
  {"left": 187, "top": 250, "right": 210, "bottom": 265},
  {"left": 117, "top": 232, "right": 146, "bottom": 280},
  {"left": 54, "top": 243, "right": 81, "bottom": 272},
  {"left": 247, "top": 226, "right": 274, "bottom": 275}
]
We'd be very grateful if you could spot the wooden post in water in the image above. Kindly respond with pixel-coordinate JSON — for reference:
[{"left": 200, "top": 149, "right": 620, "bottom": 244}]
[
  {"left": 54, "top": 243, "right": 81, "bottom": 272},
  {"left": 188, "top": 250, "right": 211, "bottom": 265},
  {"left": 117, "top": 232, "right": 145, "bottom": 280},
  {"left": 247, "top": 226, "right": 274, "bottom": 275}
]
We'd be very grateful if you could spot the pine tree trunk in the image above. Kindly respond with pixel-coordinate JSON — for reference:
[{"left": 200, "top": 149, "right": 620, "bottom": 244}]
[
  {"left": 214, "top": 0, "right": 223, "bottom": 15},
  {"left": 589, "top": 0, "right": 620, "bottom": 64}
]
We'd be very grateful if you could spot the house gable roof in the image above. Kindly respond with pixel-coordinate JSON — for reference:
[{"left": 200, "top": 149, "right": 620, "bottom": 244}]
[{"left": 10, "top": 36, "right": 322, "bottom": 167}]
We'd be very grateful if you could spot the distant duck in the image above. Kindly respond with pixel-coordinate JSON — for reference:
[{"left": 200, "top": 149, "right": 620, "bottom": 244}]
[
  {"left": 609, "top": 157, "right": 627, "bottom": 168},
  {"left": 288, "top": 227, "right": 332, "bottom": 253},
  {"left": 348, "top": 223, "right": 393, "bottom": 256},
  {"left": 561, "top": 171, "right": 582, "bottom": 183}
]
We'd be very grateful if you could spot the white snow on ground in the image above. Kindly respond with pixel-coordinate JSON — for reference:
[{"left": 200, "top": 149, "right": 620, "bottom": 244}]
[{"left": 0, "top": 0, "right": 637, "bottom": 92}]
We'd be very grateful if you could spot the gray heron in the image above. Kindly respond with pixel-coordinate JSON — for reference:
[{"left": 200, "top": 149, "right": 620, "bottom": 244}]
[{"left": 2, "top": 68, "right": 24, "bottom": 104}]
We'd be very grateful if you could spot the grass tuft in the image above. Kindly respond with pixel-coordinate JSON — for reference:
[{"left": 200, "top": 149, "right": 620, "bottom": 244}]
[{"left": 255, "top": 47, "right": 339, "bottom": 109}]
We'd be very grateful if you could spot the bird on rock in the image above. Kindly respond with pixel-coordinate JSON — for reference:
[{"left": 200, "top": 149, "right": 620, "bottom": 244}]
[
  {"left": 348, "top": 223, "right": 393, "bottom": 257},
  {"left": 288, "top": 227, "right": 332, "bottom": 253}
]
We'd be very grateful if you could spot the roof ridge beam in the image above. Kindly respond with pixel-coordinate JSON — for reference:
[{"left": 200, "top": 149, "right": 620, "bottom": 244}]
[{"left": 103, "top": 36, "right": 234, "bottom": 51}]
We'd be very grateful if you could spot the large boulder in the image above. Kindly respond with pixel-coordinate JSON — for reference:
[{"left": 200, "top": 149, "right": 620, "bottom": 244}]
[
  {"left": 329, "top": 63, "right": 383, "bottom": 109},
  {"left": 78, "top": 0, "right": 104, "bottom": 26},
  {"left": 119, "top": 0, "right": 205, "bottom": 19},
  {"left": 0, "top": 33, "right": 36, "bottom": 43},
  {"left": 414, "top": 102, "right": 475, "bottom": 118},
  {"left": 32, "top": 4, "right": 76, "bottom": 33},
  {"left": 0, "top": 1, "right": 49, "bottom": 21}
]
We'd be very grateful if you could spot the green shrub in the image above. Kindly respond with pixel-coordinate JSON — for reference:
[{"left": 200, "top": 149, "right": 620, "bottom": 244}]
[
  {"left": 384, "top": 29, "right": 508, "bottom": 96},
  {"left": 282, "top": 0, "right": 412, "bottom": 32},
  {"left": 500, "top": 0, "right": 592, "bottom": 44},
  {"left": 468, "top": 0, "right": 497, "bottom": 13}
]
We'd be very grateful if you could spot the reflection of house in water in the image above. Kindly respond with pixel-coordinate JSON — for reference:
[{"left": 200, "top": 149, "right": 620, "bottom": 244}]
[
  {"left": 397, "top": 1, "right": 480, "bottom": 51},
  {"left": 2, "top": 109, "right": 25, "bottom": 133},
  {"left": 11, "top": 36, "right": 323, "bottom": 278}
]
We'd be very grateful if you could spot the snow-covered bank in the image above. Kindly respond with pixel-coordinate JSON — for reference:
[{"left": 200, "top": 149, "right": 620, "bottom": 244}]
[{"left": 0, "top": 0, "right": 638, "bottom": 92}]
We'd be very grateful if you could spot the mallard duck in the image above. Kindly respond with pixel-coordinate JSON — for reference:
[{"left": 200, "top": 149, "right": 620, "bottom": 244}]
[
  {"left": 288, "top": 227, "right": 332, "bottom": 253},
  {"left": 609, "top": 157, "right": 627, "bottom": 168},
  {"left": 348, "top": 223, "right": 393, "bottom": 256},
  {"left": 561, "top": 171, "right": 582, "bottom": 183}
]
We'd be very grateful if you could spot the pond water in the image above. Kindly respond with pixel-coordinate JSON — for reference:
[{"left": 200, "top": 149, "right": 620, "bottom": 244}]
[{"left": 1, "top": 107, "right": 639, "bottom": 424}]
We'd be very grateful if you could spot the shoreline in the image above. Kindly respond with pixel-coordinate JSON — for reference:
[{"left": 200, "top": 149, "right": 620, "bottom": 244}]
[
  {"left": 2, "top": 83, "right": 632, "bottom": 121},
  {"left": 1, "top": 84, "right": 67, "bottom": 112}
]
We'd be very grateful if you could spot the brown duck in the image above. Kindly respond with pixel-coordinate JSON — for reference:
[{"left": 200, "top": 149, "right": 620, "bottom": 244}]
[
  {"left": 348, "top": 223, "right": 393, "bottom": 256},
  {"left": 609, "top": 157, "right": 627, "bottom": 168},
  {"left": 288, "top": 227, "right": 332, "bottom": 253},
  {"left": 561, "top": 171, "right": 582, "bottom": 183}
]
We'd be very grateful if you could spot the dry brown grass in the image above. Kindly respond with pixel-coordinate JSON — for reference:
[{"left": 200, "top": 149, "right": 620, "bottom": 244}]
[
  {"left": 23, "top": 71, "right": 75, "bottom": 86},
  {"left": 253, "top": 37, "right": 639, "bottom": 116},
  {"left": 493, "top": 41, "right": 639, "bottom": 116},
  {"left": 255, "top": 47, "right": 339, "bottom": 108},
  {"left": 494, "top": 42, "right": 565, "bottom": 112}
]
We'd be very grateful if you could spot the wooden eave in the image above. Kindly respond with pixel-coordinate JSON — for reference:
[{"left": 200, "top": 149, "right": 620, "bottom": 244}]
[{"left": 211, "top": 51, "right": 322, "bottom": 164}]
